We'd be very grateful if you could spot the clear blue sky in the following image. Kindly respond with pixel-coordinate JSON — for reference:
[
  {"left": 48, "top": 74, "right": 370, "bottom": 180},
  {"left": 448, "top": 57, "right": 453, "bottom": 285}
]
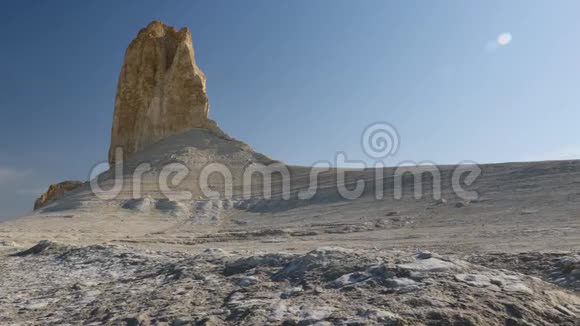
[{"left": 1, "top": 1, "right": 580, "bottom": 219}]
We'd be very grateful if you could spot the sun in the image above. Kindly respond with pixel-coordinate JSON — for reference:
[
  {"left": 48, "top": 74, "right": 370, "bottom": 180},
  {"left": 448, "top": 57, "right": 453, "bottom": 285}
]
[{"left": 497, "top": 32, "right": 512, "bottom": 46}]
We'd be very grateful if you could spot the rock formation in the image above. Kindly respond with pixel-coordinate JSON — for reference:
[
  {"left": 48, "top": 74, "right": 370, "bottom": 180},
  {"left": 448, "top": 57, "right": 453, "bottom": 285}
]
[
  {"left": 109, "top": 21, "right": 218, "bottom": 165},
  {"left": 3, "top": 243, "right": 580, "bottom": 325},
  {"left": 34, "top": 181, "right": 83, "bottom": 210}
]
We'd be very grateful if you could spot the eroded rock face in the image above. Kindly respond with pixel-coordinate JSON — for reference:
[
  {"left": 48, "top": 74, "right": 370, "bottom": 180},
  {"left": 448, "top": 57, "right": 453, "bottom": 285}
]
[
  {"left": 109, "top": 21, "right": 213, "bottom": 165},
  {"left": 34, "top": 181, "right": 83, "bottom": 210}
]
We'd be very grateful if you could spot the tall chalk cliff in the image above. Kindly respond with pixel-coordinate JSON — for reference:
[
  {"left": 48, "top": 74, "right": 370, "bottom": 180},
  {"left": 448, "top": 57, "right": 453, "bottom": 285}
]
[{"left": 109, "top": 21, "right": 214, "bottom": 165}]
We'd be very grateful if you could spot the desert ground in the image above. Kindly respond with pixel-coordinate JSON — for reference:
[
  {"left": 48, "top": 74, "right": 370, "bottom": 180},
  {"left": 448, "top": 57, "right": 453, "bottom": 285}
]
[{"left": 0, "top": 130, "right": 579, "bottom": 325}]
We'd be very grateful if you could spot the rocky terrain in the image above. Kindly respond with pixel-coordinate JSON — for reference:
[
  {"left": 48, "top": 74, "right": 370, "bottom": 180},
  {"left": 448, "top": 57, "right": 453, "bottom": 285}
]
[
  {"left": 1, "top": 241, "right": 579, "bottom": 325},
  {"left": 1, "top": 21, "right": 579, "bottom": 325}
]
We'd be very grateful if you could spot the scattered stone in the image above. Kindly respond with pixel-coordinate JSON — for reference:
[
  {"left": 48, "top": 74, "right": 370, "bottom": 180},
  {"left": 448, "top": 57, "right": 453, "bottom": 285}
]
[
  {"left": 272, "top": 247, "right": 355, "bottom": 281},
  {"left": 416, "top": 251, "right": 433, "bottom": 259},
  {"left": 520, "top": 209, "right": 539, "bottom": 215},
  {"left": 199, "top": 248, "right": 229, "bottom": 259},
  {"left": 433, "top": 198, "right": 447, "bottom": 205},
  {"left": 155, "top": 199, "right": 190, "bottom": 218},
  {"left": 455, "top": 202, "right": 466, "bottom": 208},
  {"left": 383, "top": 277, "right": 422, "bottom": 293},
  {"left": 398, "top": 257, "right": 460, "bottom": 273},
  {"left": 280, "top": 286, "right": 304, "bottom": 299},
  {"left": 122, "top": 196, "right": 155, "bottom": 213},
  {"left": 503, "top": 283, "right": 533, "bottom": 295},
  {"left": 238, "top": 276, "right": 259, "bottom": 287},
  {"left": 455, "top": 273, "right": 495, "bottom": 288},
  {"left": 332, "top": 271, "right": 372, "bottom": 288}
]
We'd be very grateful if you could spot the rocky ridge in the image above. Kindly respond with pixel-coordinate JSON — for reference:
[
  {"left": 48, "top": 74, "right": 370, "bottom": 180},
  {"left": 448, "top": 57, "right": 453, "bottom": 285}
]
[{"left": 33, "top": 181, "right": 83, "bottom": 210}]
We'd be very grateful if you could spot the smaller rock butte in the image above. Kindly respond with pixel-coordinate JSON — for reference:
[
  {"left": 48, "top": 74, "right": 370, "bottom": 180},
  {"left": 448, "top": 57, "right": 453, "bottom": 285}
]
[
  {"left": 109, "top": 20, "right": 221, "bottom": 165},
  {"left": 34, "top": 181, "right": 83, "bottom": 210}
]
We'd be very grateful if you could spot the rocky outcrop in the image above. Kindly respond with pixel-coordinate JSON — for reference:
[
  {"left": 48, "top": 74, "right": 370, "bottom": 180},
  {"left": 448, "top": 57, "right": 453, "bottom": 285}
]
[
  {"left": 34, "top": 181, "right": 83, "bottom": 210},
  {"left": 109, "top": 21, "right": 218, "bottom": 165},
  {"left": 3, "top": 244, "right": 580, "bottom": 325}
]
